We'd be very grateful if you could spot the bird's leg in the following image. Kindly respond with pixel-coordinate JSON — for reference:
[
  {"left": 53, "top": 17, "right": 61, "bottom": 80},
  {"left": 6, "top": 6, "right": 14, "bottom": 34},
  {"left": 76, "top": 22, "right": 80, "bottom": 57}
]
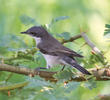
[
  {"left": 35, "top": 67, "right": 48, "bottom": 71},
  {"left": 35, "top": 65, "right": 50, "bottom": 71},
  {"left": 61, "top": 65, "right": 65, "bottom": 71}
]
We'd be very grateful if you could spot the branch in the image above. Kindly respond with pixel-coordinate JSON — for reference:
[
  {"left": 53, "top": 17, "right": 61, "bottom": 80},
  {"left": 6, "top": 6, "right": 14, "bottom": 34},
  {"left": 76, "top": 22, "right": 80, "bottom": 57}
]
[
  {"left": 0, "top": 64, "right": 57, "bottom": 82},
  {"left": 0, "top": 32, "right": 106, "bottom": 82},
  {"left": 0, "top": 64, "right": 110, "bottom": 82},
  {"left": 61, "top": 32, "right": 101, "bottom": 54},
  {"left": 61, "top": 34, "right": 81, "bottom": 44}
]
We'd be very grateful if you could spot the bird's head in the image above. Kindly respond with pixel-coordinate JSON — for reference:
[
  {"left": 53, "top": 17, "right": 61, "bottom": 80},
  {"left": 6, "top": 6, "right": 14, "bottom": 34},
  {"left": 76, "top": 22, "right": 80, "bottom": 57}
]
[{"left": 21, "top": 26, "right": 48, "bottom": 38}]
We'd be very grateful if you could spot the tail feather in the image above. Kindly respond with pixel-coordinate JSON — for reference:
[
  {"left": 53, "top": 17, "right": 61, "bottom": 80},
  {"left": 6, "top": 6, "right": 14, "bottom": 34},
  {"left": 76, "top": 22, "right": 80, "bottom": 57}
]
[
  {"left": 62, "top": 57, "right": 91, "bottom": 75},
  {"left": 72, "top": 63, "right": 91, "bottom": 75}
]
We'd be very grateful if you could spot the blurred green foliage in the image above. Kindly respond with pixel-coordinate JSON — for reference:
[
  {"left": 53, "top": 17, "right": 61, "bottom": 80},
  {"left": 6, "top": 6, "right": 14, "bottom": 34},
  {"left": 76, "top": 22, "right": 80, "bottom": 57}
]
[{"left": 0, "top": 0, "right": 110, "bottom": 100}]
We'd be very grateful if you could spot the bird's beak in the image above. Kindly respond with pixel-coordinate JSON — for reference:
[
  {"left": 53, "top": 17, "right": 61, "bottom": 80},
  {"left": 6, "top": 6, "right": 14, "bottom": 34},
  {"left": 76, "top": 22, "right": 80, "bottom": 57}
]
[{"left": 21, "top": 31, "right": 27, "bottom": 34}]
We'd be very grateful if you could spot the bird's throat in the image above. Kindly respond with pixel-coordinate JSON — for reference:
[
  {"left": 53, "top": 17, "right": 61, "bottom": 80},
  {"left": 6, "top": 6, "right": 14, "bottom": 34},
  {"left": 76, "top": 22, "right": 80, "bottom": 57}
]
[{"left": 34, "top": 37, "right": 42, "bottom": 44}]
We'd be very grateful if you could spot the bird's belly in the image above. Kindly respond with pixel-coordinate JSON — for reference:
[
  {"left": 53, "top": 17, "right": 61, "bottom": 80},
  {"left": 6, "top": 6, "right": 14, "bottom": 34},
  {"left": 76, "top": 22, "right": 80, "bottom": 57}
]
[{"left": 42, "top": 54, "right": 63, "bottom": 67}]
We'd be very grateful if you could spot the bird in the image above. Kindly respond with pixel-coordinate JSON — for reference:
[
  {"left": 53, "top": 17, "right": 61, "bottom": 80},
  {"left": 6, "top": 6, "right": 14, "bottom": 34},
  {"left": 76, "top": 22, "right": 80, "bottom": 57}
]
[{"left": 21, "top": 26, "right": 91, "bottom": 75}]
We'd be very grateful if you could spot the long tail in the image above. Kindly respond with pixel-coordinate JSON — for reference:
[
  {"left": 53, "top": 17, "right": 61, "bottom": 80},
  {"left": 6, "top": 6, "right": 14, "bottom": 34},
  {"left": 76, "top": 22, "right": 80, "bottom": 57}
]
[
  {"left": 72, "top": 63, "right": 91, "bottom": 75},
  {"left": 62, "top": 57, "right": 91, "bottom": 75}
]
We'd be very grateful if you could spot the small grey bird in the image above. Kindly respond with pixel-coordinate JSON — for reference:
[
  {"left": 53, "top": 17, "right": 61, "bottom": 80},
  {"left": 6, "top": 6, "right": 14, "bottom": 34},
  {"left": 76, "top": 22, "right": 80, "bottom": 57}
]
[{"left": 21, "top": 26, "right": 91, "bottom": 75}]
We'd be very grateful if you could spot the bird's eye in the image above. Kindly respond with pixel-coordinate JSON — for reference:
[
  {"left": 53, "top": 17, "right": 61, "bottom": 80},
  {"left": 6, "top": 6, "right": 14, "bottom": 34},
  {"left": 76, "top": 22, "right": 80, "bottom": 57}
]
[{"left": 31, "top": 32, "right": 34, "bottom": 34}]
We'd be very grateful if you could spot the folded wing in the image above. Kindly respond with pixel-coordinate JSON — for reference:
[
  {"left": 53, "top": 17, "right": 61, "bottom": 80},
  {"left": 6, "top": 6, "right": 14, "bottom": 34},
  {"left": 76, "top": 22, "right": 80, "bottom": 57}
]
[{"left": 38, "top": 43, "right": 83, "bottom": 58}]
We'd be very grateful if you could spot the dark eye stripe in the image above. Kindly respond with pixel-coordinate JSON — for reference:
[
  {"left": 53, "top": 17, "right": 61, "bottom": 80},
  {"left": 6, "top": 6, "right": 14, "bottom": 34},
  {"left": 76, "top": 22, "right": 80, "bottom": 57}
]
[
  {"left": 31, "top": 32, "right": 34, "bottom": 35},
  {"left": 31, "top": 32, "right": 36, "bottom": 36}
]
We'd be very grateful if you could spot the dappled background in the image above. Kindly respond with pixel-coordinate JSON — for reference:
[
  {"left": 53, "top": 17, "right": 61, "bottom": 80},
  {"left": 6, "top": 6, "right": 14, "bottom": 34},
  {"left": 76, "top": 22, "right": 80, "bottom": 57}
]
[
  {"left": 0, "top": 0, "right": 110, "bottom": 100},
  {"left": 0, "top": 0, "right": 110, "bottom": 58}
]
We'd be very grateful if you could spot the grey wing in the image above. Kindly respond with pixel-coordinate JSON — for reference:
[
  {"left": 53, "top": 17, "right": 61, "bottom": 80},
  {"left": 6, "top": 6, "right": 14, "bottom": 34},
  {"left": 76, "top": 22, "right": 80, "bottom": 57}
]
[
  {"left": 38, "top": 42, "right": 83, "bottom": 58},
  {"left": 61, "top": 46, "right": 83, "bottom": 57}
]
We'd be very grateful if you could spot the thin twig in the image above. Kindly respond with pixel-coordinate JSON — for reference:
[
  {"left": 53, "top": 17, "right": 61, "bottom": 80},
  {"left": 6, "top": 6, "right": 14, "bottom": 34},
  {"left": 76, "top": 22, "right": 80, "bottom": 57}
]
[
  {"left": 0, "top": 82, "right": 29, "bottom": 91},
  {"left": 61, "top": 34, "right": 81, "bottom": 44},
  {"left": 81, "top": 32, "right": 101, "bottom": 54}
]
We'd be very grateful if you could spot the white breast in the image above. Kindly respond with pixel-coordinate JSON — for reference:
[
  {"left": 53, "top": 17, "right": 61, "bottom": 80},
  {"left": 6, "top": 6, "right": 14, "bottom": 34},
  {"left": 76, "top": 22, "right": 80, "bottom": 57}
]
[
  {"left": 42, "top": 54, "right": 62, "bottom": 68},
  {"left": 34, "top": 37, "right": 42, "bottom": 44}
]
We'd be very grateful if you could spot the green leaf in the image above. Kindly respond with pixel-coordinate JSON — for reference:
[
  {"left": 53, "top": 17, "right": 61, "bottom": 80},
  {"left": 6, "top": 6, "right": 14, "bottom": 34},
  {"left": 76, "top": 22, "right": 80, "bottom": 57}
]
[
  {"left": 54, "top": 69, "right": 74, "bottom": 81},
  {"left": 83, "top": 79, "right": 97, "bottom": 90},
  {"left": 56, "top": 32, "right": 71, "bottom": 40},
  {"left": 104, "top": 24, "right": 110, "bottom": 35},
  {"left": 52, "top": 16, "right": 69, "bottom": 22},
  {"left": 49, "top": 16, "right": 69, "bottom": 27},
  {"left": 25, "top": 76, "right": 52, "bottom": 88},
  {"left": 65, "top": 82, "right": 80, "bottom": 92},
  {"left": 105, "top": 24, "right": 110, "bottom": 28},
  {"left": 20, "top": 15, "right": 38, "bottom": 25}
]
